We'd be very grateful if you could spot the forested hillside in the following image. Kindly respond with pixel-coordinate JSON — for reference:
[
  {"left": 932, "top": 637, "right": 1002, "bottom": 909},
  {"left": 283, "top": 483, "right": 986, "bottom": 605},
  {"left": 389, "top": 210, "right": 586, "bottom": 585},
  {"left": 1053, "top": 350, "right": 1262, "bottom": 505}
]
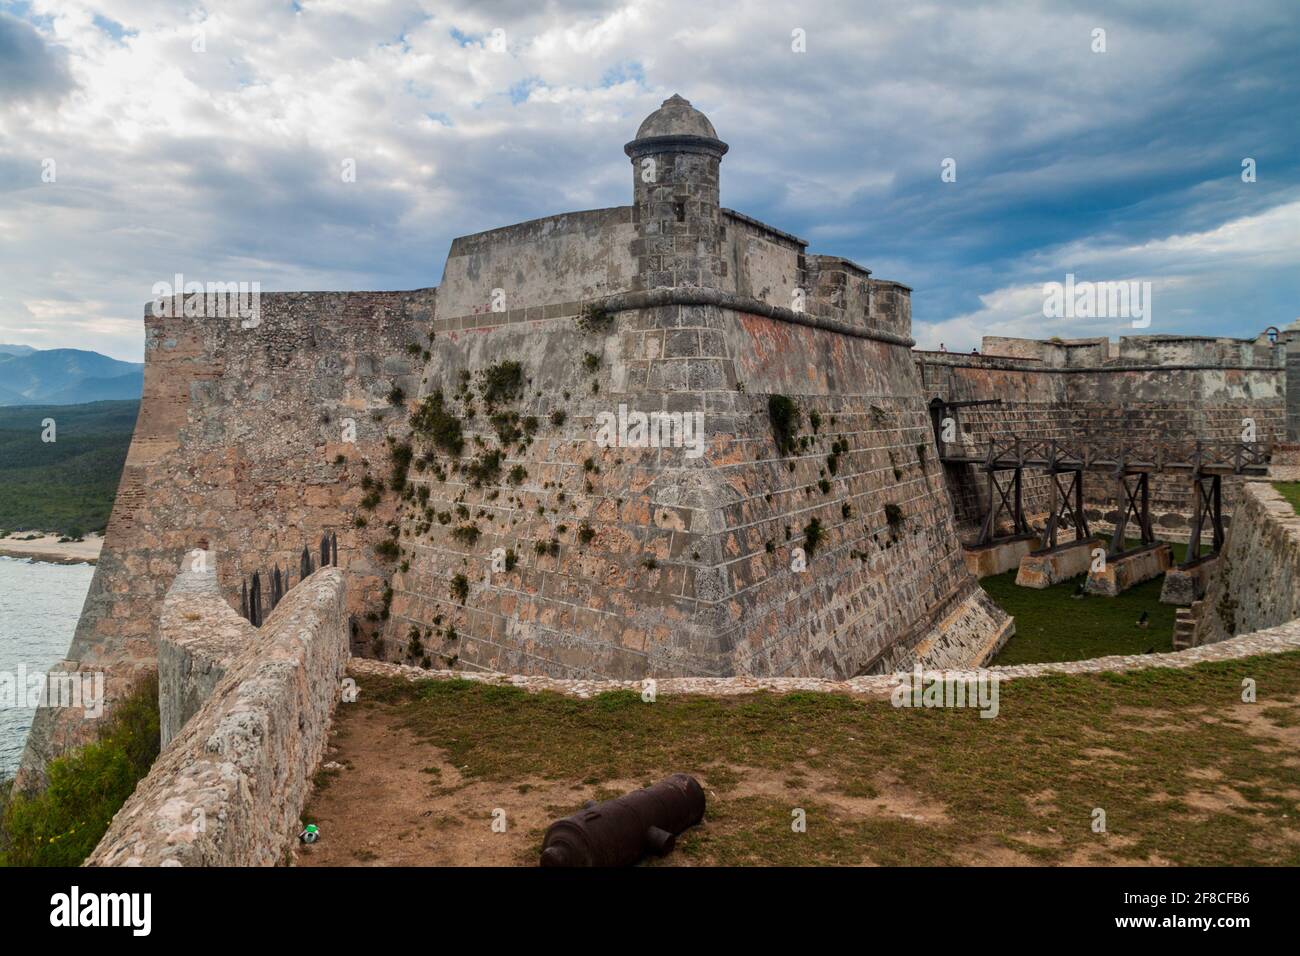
[{"left": 0, "top": 401, "right": 138, "bottom": 536}]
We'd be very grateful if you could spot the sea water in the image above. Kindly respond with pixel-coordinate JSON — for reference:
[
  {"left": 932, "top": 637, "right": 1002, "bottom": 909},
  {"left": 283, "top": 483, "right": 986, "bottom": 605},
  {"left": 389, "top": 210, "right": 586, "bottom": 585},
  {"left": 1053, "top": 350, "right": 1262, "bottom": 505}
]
[{"left": 0, "top": 556, "right": 94, "bottom": 778}]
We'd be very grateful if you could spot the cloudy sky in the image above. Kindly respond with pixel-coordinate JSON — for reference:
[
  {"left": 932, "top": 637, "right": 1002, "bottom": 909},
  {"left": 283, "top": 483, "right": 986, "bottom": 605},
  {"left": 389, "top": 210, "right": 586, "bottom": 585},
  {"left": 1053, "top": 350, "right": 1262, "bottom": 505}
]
[{"left": 0, "top": 0, "right": 1296, "bottom": 361}]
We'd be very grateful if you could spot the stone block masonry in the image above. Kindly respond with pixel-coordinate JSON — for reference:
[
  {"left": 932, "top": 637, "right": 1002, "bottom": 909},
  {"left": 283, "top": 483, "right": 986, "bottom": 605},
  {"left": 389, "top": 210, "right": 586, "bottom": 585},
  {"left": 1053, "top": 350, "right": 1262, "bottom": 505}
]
[
  {"left": 20, "top": 92, "right": 1294, "bottom": 784},
  {"left": 1085, "top": 542, "right": 1171, "bottom": 596},
  {"left": 387, "top": 297, "right": 1010, "bottom": 679},
  {"left": 87, "top": 560, "right": 349, "bottom": 866},
  {"left": 16, "top": 289, "right": 429, "bottom": 791},
  {"left": 1193, "top": 480, "right": 1300, "bottom": 646},
  {"left": 916, "top": 341, "right": 1285, "bottom": 542},
  {"left": 156, "top": 552, "right": 255, "bottom": 747},
  {"left": 1015, "top": 539, "right": 1098, "bottom": 588}
]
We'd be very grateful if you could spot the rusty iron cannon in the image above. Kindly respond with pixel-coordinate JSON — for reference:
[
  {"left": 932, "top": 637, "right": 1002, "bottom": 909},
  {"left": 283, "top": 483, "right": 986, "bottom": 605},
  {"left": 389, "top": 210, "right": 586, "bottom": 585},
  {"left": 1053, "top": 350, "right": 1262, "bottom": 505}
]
[{"left": 540, "top": 773, "right": 705, "bottom": 867}]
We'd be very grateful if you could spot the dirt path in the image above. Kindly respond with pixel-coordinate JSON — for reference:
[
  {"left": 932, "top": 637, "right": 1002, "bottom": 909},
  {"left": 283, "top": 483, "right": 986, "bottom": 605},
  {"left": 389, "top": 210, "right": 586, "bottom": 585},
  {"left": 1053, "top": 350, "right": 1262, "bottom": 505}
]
[{"left": 296, "top": 702, "right": 624, "bottom": 866}]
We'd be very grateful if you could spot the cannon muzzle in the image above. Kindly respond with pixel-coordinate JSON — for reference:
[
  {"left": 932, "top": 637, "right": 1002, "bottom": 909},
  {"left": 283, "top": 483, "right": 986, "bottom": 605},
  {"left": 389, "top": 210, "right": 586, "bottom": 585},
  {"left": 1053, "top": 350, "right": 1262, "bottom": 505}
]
[{"left": 540, "top": 773, "right": 705, "bottom": 867}]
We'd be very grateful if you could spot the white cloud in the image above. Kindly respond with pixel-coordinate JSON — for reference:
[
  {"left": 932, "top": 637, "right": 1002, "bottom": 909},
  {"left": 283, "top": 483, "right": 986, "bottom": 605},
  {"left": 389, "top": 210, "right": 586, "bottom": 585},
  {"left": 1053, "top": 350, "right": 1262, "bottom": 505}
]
[{"left": 0, "top": 1, "right": 1295, "bottom": 361}]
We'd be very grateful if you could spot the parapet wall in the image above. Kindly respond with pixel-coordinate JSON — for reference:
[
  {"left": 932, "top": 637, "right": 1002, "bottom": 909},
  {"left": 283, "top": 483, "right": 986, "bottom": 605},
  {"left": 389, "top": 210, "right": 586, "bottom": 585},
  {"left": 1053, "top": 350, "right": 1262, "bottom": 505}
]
[
  {"left": 156, "top": 553, "right": 255, "bottom": 747},
  {"left": 88, "top": 561, "right": 349, "bottom": 867},
  {"left": 16, "top": 290, "right": 428, "bottom": 790},
  {"left": 1193, "top": 481, "right": 1300, "bottom": 645}
]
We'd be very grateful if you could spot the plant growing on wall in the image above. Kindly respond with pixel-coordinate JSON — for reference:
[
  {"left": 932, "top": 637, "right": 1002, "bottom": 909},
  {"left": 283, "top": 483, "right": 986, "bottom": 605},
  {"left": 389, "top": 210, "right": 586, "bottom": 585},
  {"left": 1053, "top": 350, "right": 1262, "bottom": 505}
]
[
  {"left": 804, "top": 517, "right": 824, "bottom": 555},
  {"left": 388, "top": 442, "right": 413, "bottom": 491},
  {"left": 463, "top": 449, "right": 503, "bottom": 487},
  {"left": 768, "top": 394, "right": 801, "bottom": 456},
  {"left": 410, "top": 391, "right": 464, "bottom": 456},
  {"left": 451, "top": 524, "right": 481, "bottom": 546},
  {"left": 884, "top": 503, "right": 905, "bottom": 539},
  {"left": 575, "top": 302, "right": 614, "bottom": 333},
  {"left": 478, "top": 360, "right": 524, "bottom": 406}
]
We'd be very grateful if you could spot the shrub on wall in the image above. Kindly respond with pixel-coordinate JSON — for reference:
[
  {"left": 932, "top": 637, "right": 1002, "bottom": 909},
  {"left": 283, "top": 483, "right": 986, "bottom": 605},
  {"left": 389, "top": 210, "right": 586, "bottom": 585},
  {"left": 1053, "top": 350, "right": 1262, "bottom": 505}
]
[
  {"left": 410, "top": 391, "right": 464, "bottom": 456},
  {"left": 768, "top": 395, "right": 801, "bottom": 456},
  {"left": 0, "top": 673, "right": 160, "bottom": 867}
]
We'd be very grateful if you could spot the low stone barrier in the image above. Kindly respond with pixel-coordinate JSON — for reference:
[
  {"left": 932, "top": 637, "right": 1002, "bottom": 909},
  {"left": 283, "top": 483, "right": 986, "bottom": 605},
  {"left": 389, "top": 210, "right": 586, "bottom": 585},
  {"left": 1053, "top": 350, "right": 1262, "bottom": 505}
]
[
  {"left": 87, "top": 557, "right": 349, "bottom": 866},
  {"left": 1159, "top": 556, "right": 1218, "bottom": 606},
  {"left": 347, "top": 617, "right": 1300, "bottom": 701},
  {"left": 156, "top": 555, "right": 256, "bottom": 747}
]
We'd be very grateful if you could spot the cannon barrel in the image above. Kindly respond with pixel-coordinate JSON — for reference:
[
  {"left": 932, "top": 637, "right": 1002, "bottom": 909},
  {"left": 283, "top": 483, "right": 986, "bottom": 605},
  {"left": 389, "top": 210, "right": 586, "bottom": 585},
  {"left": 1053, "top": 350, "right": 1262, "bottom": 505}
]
[{"left": 540, "top": 773, "right": 705, "bottom": 867}]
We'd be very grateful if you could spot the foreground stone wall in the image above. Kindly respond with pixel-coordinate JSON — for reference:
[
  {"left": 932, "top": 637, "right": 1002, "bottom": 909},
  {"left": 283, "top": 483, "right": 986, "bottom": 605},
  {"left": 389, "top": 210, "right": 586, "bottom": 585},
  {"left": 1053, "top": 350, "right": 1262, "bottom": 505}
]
[
  {"left": 17, "top": 290, "right": 428, "bottom": 790},
  {"left": 87, "top": 563, "right": 349, "bottom": 867},
  {"left": 1193, "top": 481, "right": 1300, "bottom": 645},
  {"left": 156, "top": 553, "right": 255, "bottom": 747}
]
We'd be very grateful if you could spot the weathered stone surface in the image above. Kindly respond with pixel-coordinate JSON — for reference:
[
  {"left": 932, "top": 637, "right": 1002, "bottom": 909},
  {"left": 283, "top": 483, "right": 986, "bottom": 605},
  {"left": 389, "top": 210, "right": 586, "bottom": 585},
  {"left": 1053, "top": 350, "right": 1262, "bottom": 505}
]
[
  {"left": 964, "top": 536, "right": 1036, "bottom": 578},
  {"left": 348, "top": 615, "right": 1300, "bottom": 699},
  {"left": 1194, "top": 480, "right": 1300, "bottom": 645},
  {"left": 17, "top": 291, "right": 426, "bottom": 790},
  {"left": 1086, "top": 543, "right": 1171, "bottom": 596},
  {"left": 1159, "top": 557, "right": 1218, "bottom": 606},
  {"left": 1016, "top": 539, "right": 1097, "bottom": 588},
  {"left": 20, "top": 94, "right": 1297, "bottom": 787},
  {"left": 157, "top": 552, "right": 254, "bottom": 747},
  {"left": 916, "top": 338, "right": 1285, "bottom": 542},
  {"left": 86, "top": 566, "right": 349, "bottom": 867}
]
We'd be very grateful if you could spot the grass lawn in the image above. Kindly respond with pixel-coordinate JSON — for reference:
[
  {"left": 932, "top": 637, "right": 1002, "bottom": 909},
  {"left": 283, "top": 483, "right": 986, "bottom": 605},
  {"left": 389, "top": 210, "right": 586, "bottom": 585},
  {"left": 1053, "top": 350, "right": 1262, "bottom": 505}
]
[
  {"left": 302, "top": 651, "right": 1300, "bottom": 867},
  {"left": 984, "top": 538, "right": 1201, "bottom": 666},
  {"left": 1274, "top": 482, "right": 1300, "bottom": 516}
]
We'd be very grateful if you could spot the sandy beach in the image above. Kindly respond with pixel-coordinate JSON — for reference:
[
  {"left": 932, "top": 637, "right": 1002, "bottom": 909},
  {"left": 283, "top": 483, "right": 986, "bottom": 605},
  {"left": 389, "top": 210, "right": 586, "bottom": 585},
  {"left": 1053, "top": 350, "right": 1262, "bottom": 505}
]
[{"left": 0, "top": 532, "right": 103, "bottom": 565}]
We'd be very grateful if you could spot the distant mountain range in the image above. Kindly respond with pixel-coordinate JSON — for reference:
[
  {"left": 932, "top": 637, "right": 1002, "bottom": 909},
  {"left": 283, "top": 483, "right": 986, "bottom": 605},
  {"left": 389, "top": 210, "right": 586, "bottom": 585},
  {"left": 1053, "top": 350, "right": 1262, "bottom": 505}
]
[{"left": 0, "top": 346, "right": 143, "bottom": 406}]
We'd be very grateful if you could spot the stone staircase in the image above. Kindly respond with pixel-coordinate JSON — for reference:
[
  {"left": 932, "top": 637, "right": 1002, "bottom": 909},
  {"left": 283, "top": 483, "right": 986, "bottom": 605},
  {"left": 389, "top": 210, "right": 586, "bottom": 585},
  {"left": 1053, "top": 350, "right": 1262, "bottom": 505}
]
[{"left": 1173, "top": 600, "right": 1203, "bottom": 650}]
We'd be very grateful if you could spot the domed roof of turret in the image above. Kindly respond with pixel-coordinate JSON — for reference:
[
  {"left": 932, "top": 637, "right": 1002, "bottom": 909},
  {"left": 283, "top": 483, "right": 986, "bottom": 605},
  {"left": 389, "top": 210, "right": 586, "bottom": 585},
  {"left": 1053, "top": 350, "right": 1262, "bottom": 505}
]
[{"left": 634, "top": 94, "right": 719, "bottom": 140}]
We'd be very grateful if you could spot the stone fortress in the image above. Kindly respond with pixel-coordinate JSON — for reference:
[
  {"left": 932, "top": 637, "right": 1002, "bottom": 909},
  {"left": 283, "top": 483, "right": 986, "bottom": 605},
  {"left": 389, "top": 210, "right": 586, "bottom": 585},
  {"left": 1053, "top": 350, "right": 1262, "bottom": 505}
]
[{"left": 17, "top": 94, "right": 1300, "bottom": 793}]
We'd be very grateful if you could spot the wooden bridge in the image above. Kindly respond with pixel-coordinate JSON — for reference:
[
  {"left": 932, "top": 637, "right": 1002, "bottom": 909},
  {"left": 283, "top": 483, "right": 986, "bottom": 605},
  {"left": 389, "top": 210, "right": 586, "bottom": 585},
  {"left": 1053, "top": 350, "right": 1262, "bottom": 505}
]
[{"left": 932, "top": 408, "right": 1269, "bottom": 567}]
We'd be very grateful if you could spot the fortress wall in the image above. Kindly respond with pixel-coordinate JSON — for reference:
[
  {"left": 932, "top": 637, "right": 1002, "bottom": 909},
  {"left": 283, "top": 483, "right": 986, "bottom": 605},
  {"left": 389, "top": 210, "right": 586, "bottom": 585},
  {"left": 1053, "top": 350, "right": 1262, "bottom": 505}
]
[
  {"left": 914, "top": 347, "right": 1286, "bottom": 542},
  {"left": 1283, "top": 330, "right": 1300, "bottom": 442},
  {"left": 915, "top": 354, "right": 1070, "bottom": 532},
  {"left": 384, "top": 297, "right": 1009, "bottom": 679},
  {"left": 88, "top": 563, "right": 349, "bottom": 867},
  {"left": 436, "top": 207, "right": 637, "bottom": 318},
  {"left": 1193, "top": 481, "right": 1300, "bottom": 646},
  {"left": 723, "top": 210, "right": 804, "bottom": 308},
  {"left": 16, "top": 290, "right": 429, "bottom": 790}
]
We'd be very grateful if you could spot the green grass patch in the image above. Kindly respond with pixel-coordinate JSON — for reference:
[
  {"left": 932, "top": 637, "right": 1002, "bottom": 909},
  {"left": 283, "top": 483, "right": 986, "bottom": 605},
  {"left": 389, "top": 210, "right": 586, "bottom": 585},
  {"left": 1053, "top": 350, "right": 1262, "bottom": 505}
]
[
  {"left": 352, "top": 651, "right": 1300, "bottom": 866},
  {"left": 1273, "top": 482, "right": 1300, "bottom": 516},
  {"left": 985, "top": 538, "right": 1200, "bottom": 666},
  {"left": 0, "top": 673, "right": 160, "bottom": 866}
]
